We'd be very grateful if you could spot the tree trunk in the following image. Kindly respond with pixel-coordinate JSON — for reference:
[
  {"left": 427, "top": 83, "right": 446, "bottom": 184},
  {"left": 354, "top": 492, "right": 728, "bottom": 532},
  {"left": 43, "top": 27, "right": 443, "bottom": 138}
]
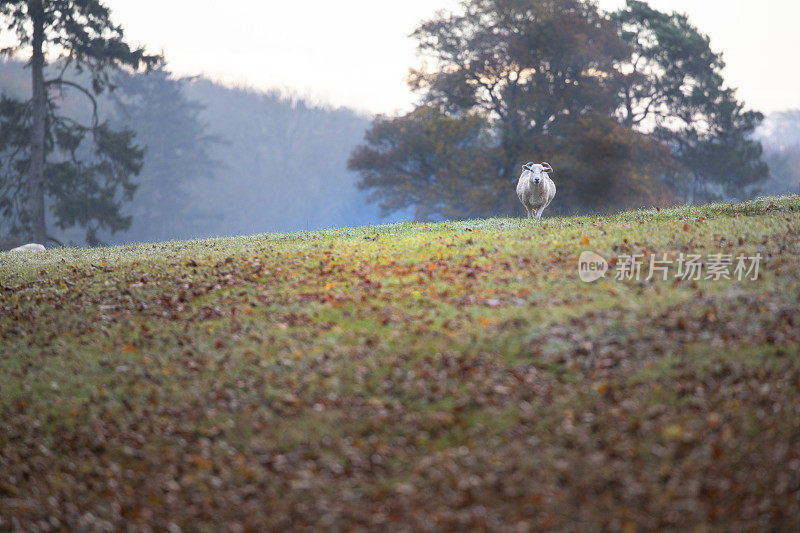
[{"left": 28, "top": 0, "right": 47, "bottom": 243}]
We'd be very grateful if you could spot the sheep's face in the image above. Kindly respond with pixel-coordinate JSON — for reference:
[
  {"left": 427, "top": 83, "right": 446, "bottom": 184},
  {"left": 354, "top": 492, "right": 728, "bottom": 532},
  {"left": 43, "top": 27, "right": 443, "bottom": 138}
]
[{"left": 521, "top": 162, "right": 552, "bottom": 185}]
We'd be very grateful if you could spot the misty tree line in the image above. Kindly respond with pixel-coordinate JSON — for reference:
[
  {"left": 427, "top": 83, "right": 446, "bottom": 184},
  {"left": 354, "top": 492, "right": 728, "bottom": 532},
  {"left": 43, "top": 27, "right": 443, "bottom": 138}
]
[
  {"left": 0, "top": 58, "right": 378, "bottom": 246},
  {"left": 105, "top": 72, "right": 379, "bottom": 244},
  {"left": 0, "top": 0, "right": 379, "bottom": 247},
  {"left": 1, "top": 0, "right": 798, "bottom": 247},
  {"left": 758, "top": 110, "right": 800, "bottom": 198}
]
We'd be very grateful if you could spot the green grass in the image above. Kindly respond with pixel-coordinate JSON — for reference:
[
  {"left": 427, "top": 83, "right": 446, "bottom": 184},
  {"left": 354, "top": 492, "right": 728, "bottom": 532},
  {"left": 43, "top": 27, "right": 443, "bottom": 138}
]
[{"left": 2, "top": 195, "right": 800, "bottom": 531}]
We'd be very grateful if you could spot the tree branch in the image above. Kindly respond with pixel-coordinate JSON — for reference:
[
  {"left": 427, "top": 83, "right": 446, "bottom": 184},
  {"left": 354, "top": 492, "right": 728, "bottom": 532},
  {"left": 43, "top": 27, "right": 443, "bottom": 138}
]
[{"left": 45, "top": 77, "right": 99, "bottom": 128}]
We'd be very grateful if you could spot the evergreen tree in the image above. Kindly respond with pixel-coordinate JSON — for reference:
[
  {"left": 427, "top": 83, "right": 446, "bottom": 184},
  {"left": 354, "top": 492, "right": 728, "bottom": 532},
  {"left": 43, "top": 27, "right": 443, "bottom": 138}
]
[
  {"left": 0, "top": 0, "right": 159, "bottom": 244},
  {"left": 611, "top": 0, "right": 768, "bottom": 201}
]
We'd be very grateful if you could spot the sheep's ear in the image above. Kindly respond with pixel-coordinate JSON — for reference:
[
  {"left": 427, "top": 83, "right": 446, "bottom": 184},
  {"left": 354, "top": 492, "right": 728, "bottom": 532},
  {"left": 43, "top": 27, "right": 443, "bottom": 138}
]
[
  {"left": 541, "top": 162, "right": 553, "bottom": 172},
  {"left": 522, "top": 162, "right": 534, "bottom": 171}
]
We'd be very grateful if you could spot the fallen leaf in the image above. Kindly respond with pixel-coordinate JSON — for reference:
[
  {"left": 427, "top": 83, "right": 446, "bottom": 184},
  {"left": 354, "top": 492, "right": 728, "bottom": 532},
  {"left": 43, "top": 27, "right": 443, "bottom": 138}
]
[{"left": 662, "top": 425, "right": 685, "bottom": 440}]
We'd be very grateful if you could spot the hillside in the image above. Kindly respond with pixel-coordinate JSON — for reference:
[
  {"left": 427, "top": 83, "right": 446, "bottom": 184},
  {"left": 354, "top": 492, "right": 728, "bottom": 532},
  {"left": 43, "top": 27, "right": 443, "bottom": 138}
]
[{"left": 2, "top": 196, "right": 799, "bottom": 530}]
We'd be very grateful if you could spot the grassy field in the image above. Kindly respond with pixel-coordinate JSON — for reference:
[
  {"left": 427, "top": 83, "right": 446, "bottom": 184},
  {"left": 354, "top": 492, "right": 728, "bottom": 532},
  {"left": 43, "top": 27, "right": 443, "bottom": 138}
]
[{"left": 2, "top": 195, "right": 799, "bottom": 531}]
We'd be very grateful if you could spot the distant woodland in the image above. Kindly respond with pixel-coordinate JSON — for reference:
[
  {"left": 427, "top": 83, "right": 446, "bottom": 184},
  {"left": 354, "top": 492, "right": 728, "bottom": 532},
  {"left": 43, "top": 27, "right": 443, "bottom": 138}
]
[{"left": 1, "top": 59, "right": 388, "bottom": 245}]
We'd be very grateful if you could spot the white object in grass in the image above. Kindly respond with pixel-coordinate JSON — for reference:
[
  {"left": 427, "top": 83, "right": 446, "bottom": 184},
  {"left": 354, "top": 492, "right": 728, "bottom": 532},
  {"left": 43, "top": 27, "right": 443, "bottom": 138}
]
[{"left": 9, "top": 243, "right": 46, "bottom": 252}]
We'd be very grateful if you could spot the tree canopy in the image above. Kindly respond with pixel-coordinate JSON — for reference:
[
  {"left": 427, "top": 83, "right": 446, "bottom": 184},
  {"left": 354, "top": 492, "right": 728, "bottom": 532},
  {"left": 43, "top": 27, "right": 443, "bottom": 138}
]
[
  {"left": 350, "top": 0, "right": 769, "bottom": 219},
  {"left": 612, "top": 0, "right": 768, "bottom": 201}
]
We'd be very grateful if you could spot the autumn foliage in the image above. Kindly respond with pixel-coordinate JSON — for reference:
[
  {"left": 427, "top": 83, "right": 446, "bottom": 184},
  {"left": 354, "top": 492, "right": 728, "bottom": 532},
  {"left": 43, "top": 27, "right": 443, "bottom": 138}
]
[
  {"left": 549, "top": 115, "right": 678, "bottom": 213},
  {"left": 349, "top": 0, "right": 768, "bottom": 218}
]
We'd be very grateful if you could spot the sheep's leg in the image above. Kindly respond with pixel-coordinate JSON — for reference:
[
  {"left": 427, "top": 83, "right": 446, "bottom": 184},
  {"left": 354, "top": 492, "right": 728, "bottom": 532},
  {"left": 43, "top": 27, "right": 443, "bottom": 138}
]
[
  {"left": 525, "top": 206, "right": 532, "bottom": 218},
  {"left": 535, "top": 206, "right": 545, "bottom": 219}
]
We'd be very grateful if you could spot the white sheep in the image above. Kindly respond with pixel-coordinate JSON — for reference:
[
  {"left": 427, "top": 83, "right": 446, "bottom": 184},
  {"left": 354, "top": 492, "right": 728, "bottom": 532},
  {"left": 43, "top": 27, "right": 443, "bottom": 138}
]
[
  {"left": 9, "top": 243, "right": 46, "bottom": 252},
  {"left": 516, "top": 161, "right": 556, "bottom": 218}
]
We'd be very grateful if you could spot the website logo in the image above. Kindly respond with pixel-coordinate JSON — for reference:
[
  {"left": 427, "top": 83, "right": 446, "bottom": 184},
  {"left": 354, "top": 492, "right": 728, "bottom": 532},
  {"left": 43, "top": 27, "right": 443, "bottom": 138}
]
[{"left": 578, "top": 251, "right": 608, "bottom": 282}]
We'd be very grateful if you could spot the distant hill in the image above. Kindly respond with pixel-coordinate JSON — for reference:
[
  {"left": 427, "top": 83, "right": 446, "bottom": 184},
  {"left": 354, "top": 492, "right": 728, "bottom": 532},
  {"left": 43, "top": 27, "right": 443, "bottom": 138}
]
[
  {"left": 756, "top": 110, "right": 800, "bottom": 196},
  {"left": 182, "top": 79, "right": 384, "bottom": 237},
  {"left": 1, "top": 59, "right": 394, "bottom": 245}
]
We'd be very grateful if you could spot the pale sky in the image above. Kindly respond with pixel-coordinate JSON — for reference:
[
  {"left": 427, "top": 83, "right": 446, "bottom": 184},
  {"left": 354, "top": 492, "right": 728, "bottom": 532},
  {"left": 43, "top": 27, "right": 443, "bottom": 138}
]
[{"left": 105, "top": 0, "right": 800, "bottom": 115}]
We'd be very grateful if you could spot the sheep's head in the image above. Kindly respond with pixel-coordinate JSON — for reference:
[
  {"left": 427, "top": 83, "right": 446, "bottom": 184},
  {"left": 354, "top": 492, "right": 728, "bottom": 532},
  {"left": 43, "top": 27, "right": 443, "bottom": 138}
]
[{"left": 522, "top": 162, "right": 553, "bottom": 185}]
